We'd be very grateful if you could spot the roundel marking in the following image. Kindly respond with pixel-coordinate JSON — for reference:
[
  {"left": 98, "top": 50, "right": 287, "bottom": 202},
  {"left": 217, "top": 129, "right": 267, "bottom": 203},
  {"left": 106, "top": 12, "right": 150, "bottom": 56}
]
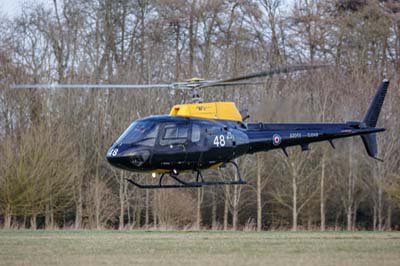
[{"left": 272, "top": 134, "right": 282, "bottom": 146}]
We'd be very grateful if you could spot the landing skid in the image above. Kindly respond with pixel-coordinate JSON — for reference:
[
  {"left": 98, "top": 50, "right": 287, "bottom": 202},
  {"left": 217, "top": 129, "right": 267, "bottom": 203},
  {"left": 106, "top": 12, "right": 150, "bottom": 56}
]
[{"left": 126, "top": 161, "right": 246, "bottom": 189}]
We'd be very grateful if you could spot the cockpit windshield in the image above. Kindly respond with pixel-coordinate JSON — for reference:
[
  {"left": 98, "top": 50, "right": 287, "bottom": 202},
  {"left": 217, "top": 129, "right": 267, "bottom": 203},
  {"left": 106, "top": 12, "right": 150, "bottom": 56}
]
[{"left": 116, "top": 121, "right": 159, "bottom": 146}]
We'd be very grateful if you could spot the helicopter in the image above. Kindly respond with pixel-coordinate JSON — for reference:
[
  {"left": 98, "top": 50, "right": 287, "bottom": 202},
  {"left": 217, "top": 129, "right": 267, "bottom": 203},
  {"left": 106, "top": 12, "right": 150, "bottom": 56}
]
[{"left": 14, "top": 65, "right": 390, "bottom": 188}]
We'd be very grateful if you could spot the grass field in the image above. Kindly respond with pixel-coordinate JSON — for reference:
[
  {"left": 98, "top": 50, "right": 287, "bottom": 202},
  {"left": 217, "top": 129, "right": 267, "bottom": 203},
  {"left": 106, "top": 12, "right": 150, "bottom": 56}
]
[{"left": 0, "top": 230, "right": 399, "bottom": 266}]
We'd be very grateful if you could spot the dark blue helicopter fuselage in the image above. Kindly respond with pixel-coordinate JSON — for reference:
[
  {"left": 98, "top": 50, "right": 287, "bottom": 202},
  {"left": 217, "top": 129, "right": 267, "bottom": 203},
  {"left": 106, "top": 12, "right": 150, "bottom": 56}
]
[{"left": 106, "top": 115, "right": 383, "bottom": 173}]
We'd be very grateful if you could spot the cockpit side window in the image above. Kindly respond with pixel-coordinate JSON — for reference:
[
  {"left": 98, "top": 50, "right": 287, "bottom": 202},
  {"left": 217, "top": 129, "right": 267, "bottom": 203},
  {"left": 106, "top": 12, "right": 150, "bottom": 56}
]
[
  {"left": 160, "top": 124, "right": 189, "bottom": 146},
  {"left": 178, "top": 127, "right": 188, "bottom": 138},
  {"left": 164, "top": 127, "right": 178, "bottom": 139}
]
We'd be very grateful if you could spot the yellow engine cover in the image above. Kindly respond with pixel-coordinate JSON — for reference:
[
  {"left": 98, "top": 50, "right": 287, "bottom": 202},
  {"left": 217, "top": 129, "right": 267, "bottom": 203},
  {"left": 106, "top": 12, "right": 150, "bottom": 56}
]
[{"left": 169, "top": 102, "right": 242, "bottom": 122}]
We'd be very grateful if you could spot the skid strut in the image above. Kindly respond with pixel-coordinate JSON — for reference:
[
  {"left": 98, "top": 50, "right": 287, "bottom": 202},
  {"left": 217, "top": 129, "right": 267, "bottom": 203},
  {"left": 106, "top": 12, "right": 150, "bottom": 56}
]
[{"left": 126, "top": 161, "right": 246, "bottom": 189}]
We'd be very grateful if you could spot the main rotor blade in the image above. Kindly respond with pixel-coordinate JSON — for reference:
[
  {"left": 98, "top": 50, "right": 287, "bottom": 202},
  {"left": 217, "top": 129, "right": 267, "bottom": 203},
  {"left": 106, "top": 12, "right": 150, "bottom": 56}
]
[
  {"left": 205, "top": 81, "right": 267, "bottom": 87},
  {"left": 199, "top": 64, "right": 330, "bottom": 88},
  {"left": 12, "top": 64, "right": 329, "bottom": 90},
  {"left": 12, "top": 83, "right": 174, "bottom": 89}
]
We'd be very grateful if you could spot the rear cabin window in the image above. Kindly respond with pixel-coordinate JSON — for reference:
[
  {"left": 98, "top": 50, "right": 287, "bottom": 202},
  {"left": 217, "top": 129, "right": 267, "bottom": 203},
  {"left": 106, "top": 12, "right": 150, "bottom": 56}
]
[
  {"left": 191, "top": 124, "right": 201, "bottom": 142},
  {"left": 160, "top": 124, "right": 188, "bottom": 145}
]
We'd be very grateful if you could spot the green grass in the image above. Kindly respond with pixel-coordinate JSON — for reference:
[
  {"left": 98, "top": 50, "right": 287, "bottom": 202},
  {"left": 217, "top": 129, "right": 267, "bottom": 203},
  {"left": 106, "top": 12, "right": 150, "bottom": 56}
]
[{"left": 0, "top": 230, "right": 399, "bottom": 266}]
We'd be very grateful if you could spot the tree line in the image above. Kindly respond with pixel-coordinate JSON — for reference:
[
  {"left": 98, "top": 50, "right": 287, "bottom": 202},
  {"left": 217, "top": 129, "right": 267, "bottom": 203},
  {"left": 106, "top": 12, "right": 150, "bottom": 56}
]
[{"left": 0, "top": 0, "right": 400, "bottom": 231}]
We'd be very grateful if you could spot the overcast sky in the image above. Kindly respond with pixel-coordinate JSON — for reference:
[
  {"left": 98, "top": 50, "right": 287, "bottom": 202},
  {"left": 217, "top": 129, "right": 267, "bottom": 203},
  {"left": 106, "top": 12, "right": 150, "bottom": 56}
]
[
  {"left": 0, "top": 0, "right": 295, "bottom": 18},
  {"left": 0, "top": 0, "right": 53, "bottom": 17},
  {"left": 0, "top": 0, "right": 19, "bottom": 17}
]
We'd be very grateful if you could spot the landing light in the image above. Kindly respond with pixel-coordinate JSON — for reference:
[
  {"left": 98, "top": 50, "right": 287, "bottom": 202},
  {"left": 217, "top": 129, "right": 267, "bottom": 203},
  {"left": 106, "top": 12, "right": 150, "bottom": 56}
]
[{"left": 152, "top": 173, "right": 156, "bottom": 178}]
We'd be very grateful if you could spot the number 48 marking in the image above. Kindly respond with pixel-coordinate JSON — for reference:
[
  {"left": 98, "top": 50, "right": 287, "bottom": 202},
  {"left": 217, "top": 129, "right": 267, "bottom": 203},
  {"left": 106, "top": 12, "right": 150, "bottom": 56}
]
[{"left": 214, "top": 135, "right": 225, "bottom": 147}]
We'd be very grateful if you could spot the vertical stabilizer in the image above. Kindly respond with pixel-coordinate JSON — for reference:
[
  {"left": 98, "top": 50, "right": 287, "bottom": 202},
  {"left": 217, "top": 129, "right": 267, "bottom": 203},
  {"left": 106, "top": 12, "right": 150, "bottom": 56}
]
[
  {"left": 360, "top": 79, "right": 389, "bottom": 161},
  {"left": 363, "top": 80, "right": 389, "bottom": 127}
]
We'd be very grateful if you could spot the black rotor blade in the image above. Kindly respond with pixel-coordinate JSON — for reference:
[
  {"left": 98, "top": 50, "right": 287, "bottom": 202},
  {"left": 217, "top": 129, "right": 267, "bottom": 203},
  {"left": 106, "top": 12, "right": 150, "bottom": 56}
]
[
  {"left": 199, "top": 64, "right": 330, "bottom": 88},
  {"left": 12, "top": 83, "right": 174, "bottom": 89},
  {"left": 204, "top": 81, "right": 267, "bottom": 87},
  {"left": 12, "top": 64, "right": 329, "bottom": 90}
]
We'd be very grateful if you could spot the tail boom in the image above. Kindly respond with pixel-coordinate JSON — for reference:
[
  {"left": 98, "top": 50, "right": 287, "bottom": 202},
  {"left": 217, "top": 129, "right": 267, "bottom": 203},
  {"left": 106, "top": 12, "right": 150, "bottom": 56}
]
[{"left": 244, "top": 79, "right": 389, "bottom": 160}]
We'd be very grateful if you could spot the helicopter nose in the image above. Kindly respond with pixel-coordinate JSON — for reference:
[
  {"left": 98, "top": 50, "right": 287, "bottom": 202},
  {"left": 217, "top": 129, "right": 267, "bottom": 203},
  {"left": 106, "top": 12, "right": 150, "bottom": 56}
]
[
  {"left": 127, "top": 150, "right": 150, "bottom": 167},
  {"left": 106, "top": 146, "right": 120, "bottom": 165},
  {"left": 106, "top": 146, "right": 150, "bottom": 168}
]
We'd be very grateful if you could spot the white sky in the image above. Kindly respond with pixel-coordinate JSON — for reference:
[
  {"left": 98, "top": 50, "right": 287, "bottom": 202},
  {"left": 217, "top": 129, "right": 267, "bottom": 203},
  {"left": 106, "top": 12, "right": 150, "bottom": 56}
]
[
  {"left": 0, "top": 0, "right": 19, "bottom": 17},
  {"left": 0, "top": 0, "right": 53, "bottom": 17},
  {"left": 0, "top": 0, "right": 295, "bottom": 18}
]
